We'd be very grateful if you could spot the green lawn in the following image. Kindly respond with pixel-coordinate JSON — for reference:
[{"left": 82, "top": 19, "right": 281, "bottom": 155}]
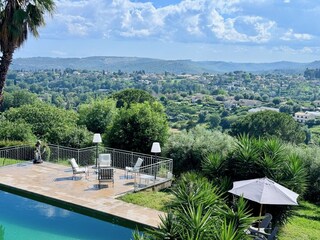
[
  {"left": 0, "top": 158, "right": 24, "bottom": 166},
  {"left": 278, "top": 201, "right": 320, "bottom": 240},
  {"left": 118, "top": 189, "right": 175, "bottom": 212},
  {"left": 119, "top": 190, "right": 320, "bottom": 239}
]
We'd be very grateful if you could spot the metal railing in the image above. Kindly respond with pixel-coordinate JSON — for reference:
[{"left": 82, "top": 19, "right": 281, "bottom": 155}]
[
  {"left": 0, "top": 144, "right": 173, "bottom": 191},
  {"left": 48, "top": 144, "right": 95, "bottom": 166},
  {"left": 0, "top": 145, "right": 34, "bottom": 166}
]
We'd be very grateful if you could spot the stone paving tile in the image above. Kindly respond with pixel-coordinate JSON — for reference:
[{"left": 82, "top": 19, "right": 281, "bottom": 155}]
[{"left": 0, "top": 161, "right": 164, "bottom": 228}]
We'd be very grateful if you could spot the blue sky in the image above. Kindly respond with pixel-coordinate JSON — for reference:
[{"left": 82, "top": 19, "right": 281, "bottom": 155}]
[{"left": 15, "top": 0, "right": 320, "bottom": 63}]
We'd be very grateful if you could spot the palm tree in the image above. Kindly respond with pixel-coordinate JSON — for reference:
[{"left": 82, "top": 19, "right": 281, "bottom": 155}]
[{"left": 0, "top": 0, "right": 55, "bottom": 104}]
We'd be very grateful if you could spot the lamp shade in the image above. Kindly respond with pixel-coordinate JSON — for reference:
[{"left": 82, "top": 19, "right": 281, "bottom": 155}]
[
  {"left": 92, "top": 133, "right": 102, "bottom": 143},
  {"left": 151, "top": 142, "right": 161, "bottom": 153}
]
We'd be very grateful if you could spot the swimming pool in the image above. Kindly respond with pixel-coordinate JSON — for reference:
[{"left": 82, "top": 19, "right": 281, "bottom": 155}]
[{"left": 0, "top": 189, "right": 135, "bottom": 240}]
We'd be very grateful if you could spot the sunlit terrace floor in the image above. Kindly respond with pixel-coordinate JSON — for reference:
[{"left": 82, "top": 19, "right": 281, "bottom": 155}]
[{"left": 0, "top": 161, "right": 164, "bottom": 228}]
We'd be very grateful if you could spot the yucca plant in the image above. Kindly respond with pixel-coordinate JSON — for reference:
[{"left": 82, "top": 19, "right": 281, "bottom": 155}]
[
  {"left": 230, "top": 135, "right": 262, "bottom": 180},
  {"left": 202, "top": 152, "right": 233, "bottom": 193},
  {"left": 213, "top": 219, "right": 251, "bottom": 240},
  {"left": 131, "top": 230, "right": 147, "bottom": 240},
  {"left": 281, "top": 153, "right": 308, "bottom": 195},
  {"left": 177, "top": 203, "right": 216, "bottom": 240},
  {"left": 140, "top": 172, "right": 253, "bottom": 240},
  {"left": 147, "top": 212, "right": 180, "bottom": 240}
]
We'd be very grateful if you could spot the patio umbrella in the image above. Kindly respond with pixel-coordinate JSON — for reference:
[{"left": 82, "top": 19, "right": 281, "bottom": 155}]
[{"left": 228, "top": 177, "right": 299, "bottom": 226}]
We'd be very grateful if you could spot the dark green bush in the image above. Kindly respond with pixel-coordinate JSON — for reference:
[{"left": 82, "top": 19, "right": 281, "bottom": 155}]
[{"left": 202, "top": 135, "right": 308, "bottom": 225}]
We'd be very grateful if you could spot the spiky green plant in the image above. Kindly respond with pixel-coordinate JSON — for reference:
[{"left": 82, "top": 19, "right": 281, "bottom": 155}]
[{"left": 140, "top": 172, "right": 253, "bottom": 240}]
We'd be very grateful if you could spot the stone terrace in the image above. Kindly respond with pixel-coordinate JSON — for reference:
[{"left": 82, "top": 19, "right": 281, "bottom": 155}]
[{"left": 0, "top": 161, "right": 165, "bottom": 228}]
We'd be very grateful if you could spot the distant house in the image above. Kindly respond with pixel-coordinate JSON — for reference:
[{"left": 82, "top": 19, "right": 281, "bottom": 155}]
[
  {"left": 294, "top": 111, "right": 320, "bottom": 123},
  {"left": 248, "top": 107, "right": 279, "bottom": 113},
  {"left": 313, "top": 100, "right": 320, "bottom": 107}
]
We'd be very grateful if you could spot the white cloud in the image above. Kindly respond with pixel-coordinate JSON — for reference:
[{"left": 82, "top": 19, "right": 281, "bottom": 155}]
[
  {"left": 281, "top": 29, "right": 313, "bottom": 41},
  {"left": 43, "top": 0, "right": 313, "bottom": 47},
  {"left": 207, "top": 13, "right": 275, "bottom": 43}
]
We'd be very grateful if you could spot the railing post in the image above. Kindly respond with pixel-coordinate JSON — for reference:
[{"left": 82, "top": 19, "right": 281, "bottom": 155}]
[{"left": 57, "top": 145, "right": 60, "bottom": 162}]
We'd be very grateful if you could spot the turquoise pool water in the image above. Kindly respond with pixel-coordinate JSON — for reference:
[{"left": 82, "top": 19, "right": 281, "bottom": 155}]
[{"left": 0, "top": 190, "right": 134, "bottom": 240}]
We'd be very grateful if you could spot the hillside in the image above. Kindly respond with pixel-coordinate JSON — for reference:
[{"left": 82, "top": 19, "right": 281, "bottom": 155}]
[{"left": 11, "top": 56, "right": 320, "bottom": 74}]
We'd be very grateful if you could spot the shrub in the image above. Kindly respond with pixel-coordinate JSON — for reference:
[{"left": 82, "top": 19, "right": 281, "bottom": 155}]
[
  {"left": 137, "top": 172, "right": 253, "bottom": 240},
  {"left": 286, "top": 144, "right": 320, "bottom": 203},
  {"left": 163, "top": 126, "right": 235, "bottom": 175},
  {"left": 201, "top": 135, "right": 309, "bottom": 225},
  {"left": 0, "top": 120, "right": 36, "bottom": 142}
]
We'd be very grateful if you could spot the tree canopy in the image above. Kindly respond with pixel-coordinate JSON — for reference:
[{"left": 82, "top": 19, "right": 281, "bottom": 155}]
[
  {"left": 112, "top": 89, "right": 156, "bottom": 108},
  {"left": 78, "top": 98, "right": 116, "bottom": 134},
  {"left": 106, "top": 101, "right": 169, "bottom": 153},
  {"left": 2, "top": 102, "right": 88, "bottom": 145},
  {"left": 230, "top": 110, "right": 305, "bottom": 143}
]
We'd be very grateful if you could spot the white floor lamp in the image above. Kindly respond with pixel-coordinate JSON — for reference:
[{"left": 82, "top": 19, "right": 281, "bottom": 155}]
[
  {"left": 92, "top": 133, "right": 102, "bottom": 169},
  {"left": 151, "top": 142, "right": 161, "bottom": 181}
]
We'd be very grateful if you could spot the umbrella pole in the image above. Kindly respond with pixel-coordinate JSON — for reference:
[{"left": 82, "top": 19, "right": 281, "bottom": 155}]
[{"left": 258, "top": 204, "right": 263, "bottom": 231}]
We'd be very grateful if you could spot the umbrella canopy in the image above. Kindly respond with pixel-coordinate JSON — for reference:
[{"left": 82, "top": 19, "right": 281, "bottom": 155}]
[{"left": 228, "top": 177, "right": 299, "bottom": 206}]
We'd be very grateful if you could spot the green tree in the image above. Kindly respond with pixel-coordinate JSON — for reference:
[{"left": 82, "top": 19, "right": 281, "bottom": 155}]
[
  {"left": 208, "top": 114, "right": 221, "bottom": 129},
  {"left": 0, "top": 90, "right": 40, "bottom": 112},
  {"left": 78, "top": 98, "right": 116, "bottom": 134},
  {"left": 107, "top": 102, "right": 169, "bottom": 153},
  {"left": 54, "top": 126, "right": 93, "bottom": 148},
  {"left": 0, "top": 119, "right": 36, "bottom": 142},
  {"left": 112, "top": 89, "right": 155, "bottom": 108},
  {"left": 3, "top": 102, "right": 79, "bottom": 144},
  {"left": 230, "top": 110, "right": 305, "bottom": 144},
  {"left": 0, "top": 0, "right": 55, "bottom": 104},
  {"left": 279, "top": 105, "right": 293, "bottom": 114},
  {"left": 198, "top": 111, "right": 207, "bottom": 123},
  {"left": 272, "top": 97, "right": 281, "bottom": 105}
]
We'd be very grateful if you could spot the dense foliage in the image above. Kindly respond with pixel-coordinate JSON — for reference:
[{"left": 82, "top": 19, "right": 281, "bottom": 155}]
[
  {"left": 0, "top": 119, "right": 36, "bottom": 142},
  {"left": 202, "top": 135, "right": 308, "bottom": 224},
  {"left": 134, "top": 172, "right": 253, "bottom": 240},
  {"left": 230, "top": 111, "right": 305, "bottom": 144},
  {"left": 78, "top": 98, "right": 116, "bottom": 134},
  {"left": 285, "top": 144, "right": 320, "bottom": 203},
  {"left": 163, "top": 126, "right": 235, "bottom": 175},
  {"left": 112, "top": 89, "right": 156, "bottom": 108},
  {"left": 107, "top": 101, "right": 169, "bottom": 153},
  {"left": 1, "top": 101, "right": 92, "bottom": 147}
]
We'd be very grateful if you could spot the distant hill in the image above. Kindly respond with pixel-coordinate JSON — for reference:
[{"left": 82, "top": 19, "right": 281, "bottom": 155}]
[{"left": 11, "top": 56, "right": 320, "bottom": 74}]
